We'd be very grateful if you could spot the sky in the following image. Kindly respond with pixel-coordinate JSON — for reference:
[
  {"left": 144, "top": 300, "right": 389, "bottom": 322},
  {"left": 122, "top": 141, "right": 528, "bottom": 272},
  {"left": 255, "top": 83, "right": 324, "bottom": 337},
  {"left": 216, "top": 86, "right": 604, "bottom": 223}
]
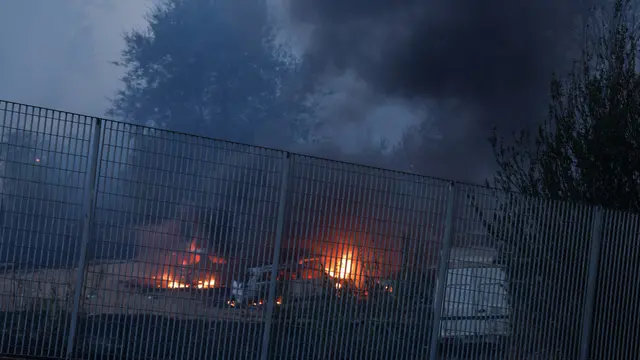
[
  {"left": 0, "top": 0, "right": 149, "bottom": 116},
  {"left": 0, "top": 0, "right": 598, "bottom": 183}
]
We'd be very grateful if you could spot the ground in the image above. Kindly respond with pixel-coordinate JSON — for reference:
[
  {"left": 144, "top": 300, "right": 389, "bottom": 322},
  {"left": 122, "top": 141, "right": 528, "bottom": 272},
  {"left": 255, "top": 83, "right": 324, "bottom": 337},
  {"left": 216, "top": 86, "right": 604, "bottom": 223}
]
[{"left": 0, "top": 262, "right": 259, "bottom": 321}]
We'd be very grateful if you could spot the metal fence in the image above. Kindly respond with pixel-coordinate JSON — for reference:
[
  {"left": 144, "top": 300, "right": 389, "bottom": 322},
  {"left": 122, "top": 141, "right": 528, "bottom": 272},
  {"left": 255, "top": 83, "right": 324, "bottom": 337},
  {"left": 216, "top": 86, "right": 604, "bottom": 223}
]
[{"left": 0, "top": 99, "right": 638, "bottom": 360}]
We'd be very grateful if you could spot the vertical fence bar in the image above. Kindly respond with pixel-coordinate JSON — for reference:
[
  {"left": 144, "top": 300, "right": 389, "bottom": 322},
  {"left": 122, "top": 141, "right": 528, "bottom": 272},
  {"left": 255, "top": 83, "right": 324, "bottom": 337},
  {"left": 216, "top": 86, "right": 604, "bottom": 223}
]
[
  {"left": 428, "top": 181, "right": 457, "bottom": 360},
  {"left": 579, "top": 206, "right": 604, "bottom": 360},
  {"left": 260, "top": 151, "right": 291, "bottom": 360},
  {"left": 66, "top": 118, "right": 102, "bottom": 359}
]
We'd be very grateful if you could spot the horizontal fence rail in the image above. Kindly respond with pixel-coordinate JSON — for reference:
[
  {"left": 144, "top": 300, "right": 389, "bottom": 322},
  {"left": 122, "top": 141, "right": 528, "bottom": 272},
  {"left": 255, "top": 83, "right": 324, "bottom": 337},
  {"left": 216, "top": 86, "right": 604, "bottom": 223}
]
[{"left": 0, "top": 99, "right": 639, "bottom": 359}]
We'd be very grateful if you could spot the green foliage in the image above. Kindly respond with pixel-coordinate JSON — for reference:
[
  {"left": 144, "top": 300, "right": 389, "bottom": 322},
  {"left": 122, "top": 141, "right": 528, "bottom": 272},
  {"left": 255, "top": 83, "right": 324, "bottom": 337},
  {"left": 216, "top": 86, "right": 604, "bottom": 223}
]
[
  {"left": 109, "top": 0, "right": 295, "bottom": 143},
  {"left": 490, "top": 0, "right": 640, "bottom": 210},
  {"left": 486, "top": 0, "right": 640, "bottom": 358},
  {"left": 108, "top": 0, "right": 307, "bottom": 226},
  {"left": 469, "top": 190, "right": 594, "bottom": 358}
]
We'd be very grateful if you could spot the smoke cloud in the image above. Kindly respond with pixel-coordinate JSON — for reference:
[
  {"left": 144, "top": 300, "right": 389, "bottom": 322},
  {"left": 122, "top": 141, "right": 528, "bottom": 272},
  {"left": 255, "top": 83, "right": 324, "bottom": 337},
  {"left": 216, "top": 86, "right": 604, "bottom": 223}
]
[
  {"left": 0, "top": 0, "right": 598, "bottom": 183},
  {"left": 270, "top": 0, "right": 595, "bottom": 181}
]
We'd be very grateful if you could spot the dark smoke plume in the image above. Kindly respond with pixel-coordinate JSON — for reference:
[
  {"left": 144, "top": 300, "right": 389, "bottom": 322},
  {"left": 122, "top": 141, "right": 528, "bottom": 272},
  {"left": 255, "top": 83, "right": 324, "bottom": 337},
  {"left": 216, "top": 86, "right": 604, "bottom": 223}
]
[{"left": 286, "top": 0, "right": 596, "bottom": 181}]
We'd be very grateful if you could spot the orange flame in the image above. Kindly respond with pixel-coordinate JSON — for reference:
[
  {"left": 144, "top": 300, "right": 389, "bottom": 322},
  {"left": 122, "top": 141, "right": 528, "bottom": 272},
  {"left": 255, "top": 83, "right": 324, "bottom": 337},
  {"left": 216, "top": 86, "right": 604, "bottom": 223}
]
[
  {"left": 180, "top": 240, "right": 202, "bottom": 266},
  {"left": 323, "top": 249, "right": 366, "bottom": 288},
  {"left": 141, "top": 236, "right": 225, "bottom": 289},
  {"left": 195, "top": 278, "right": 216, "bottom": 289},
  {"left": 315, "top": 229, "right": 404, "bottom": 289},
  {"left": 153, "top": 272, "right": 216, "bottom": 289},
  {"left": 326, "top": 252, "right": 354, "bottom": 279}
]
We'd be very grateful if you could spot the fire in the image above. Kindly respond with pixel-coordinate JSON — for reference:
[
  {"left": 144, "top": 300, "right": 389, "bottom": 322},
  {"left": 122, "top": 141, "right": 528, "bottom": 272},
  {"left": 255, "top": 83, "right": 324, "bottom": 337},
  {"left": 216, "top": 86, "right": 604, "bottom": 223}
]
[
  {"left": 196, "top": 279, "right": 216, "bottom": 289},
  {"left": 323, "top": 249, "right": 366, "bottom": 288},
  {"left": 181, "top": 240, "right": 201, "bottom": 266},
  {"left": 314, "top": 229, "right": 404, "bottom": 289},
  {"left": 154, "top": 273, "right": 188, "bottom": 289},
  {"left": 154, "top": 273, "right": 216, "bottom": 289},
  {"left": 167, "top": 281, "right": 187, "bottom": 289},
  {"left": 141, "top": 237, "right": 225, "bottom": 290},
  {"left": 326, "top": 252, "right": 354, "bottom": 280}
]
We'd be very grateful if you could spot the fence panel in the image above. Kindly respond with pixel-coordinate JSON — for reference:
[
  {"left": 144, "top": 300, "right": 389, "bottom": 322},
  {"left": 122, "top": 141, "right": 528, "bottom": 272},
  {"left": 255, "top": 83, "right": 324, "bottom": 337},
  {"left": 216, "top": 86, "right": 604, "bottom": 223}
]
[
  {"left": 590, "top": 209, "right": 640, "bottom": 359},
  {"left": 446, "top": 185, "right": 595, "bottom": 359},
  {"left": 2, "top": 99, "right": 640, "bottom": 360},
  {"left": 73, "top": 120, "right": 287, "bottom": 360},
  {"left": 0, "top": 101, "right": 95, "bottom": 358},
  {"left": 268, "top": 154, "right": 450, "bottom": 359}
]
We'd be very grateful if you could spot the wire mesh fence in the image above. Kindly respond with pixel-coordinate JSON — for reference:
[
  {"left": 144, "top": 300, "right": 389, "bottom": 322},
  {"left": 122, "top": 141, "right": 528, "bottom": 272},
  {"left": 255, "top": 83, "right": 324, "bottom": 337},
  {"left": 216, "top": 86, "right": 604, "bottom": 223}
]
[
  {"left": 0, "top": 99, "right": 639, "bottom": 360},
  {"left": 268, "top": 155, "right": 449, "bottom": 359},
  {"left": 0, "top": 102, "right": 94, "bottom": 359}
]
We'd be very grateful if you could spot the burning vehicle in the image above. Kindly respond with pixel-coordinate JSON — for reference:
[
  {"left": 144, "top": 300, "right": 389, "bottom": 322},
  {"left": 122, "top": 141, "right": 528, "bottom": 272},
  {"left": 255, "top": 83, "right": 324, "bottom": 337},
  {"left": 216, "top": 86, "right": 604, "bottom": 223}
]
[
  {"left": 122, "top": 238, "right": 227, "bottom": 291},
  {"left": 120, "top": 216, "right": 230, "bottom": 294},
  {"left": 228, "top": 227, "right": 410, "bottom": 307},
  {"left": 230, "top": 245, "right": 512, "bottom": 350},
  {"left": 155, "top": 241, "right": 222, "bottom": 288},
  {"left": 229, "top": 251, "right": 396, "bottom": 308},
  {"left": 229, "top": 258, "right": 327, "bottom": 308}
]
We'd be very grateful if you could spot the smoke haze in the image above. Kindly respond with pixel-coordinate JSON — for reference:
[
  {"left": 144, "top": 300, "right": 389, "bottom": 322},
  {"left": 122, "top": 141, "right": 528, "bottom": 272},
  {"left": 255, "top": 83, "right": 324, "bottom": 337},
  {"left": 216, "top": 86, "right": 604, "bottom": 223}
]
[
  {"left": 0, "top": 1, "right": 148, "bottom": 116},
  {"left": 0, "top": 0, "right": 598, "bottom": 182},
  {"left": 271, "top": 0, "right": 594, "bottom": 180}
]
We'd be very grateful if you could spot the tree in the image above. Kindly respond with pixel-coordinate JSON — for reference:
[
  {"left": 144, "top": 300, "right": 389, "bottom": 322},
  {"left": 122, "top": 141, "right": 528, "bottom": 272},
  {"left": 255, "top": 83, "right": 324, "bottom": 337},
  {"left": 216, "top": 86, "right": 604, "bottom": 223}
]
[
  {"left": 490, "top": 0, "right": 640, "bottom": 208},
  {"left": 485, "top": 0, "right": 640, "bottom": 357},
  {"left": 107, "top": 0, "right": 302, "bottom": 226},
  {"left": 110, "top": 0, "right": 295, "bottom": 143}
]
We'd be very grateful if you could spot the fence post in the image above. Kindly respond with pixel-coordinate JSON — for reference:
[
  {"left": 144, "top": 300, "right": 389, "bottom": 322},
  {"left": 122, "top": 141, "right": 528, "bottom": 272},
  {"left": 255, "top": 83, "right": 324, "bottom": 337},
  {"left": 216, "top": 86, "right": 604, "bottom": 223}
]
[
  {"left": 260, "top": 151, "right": 291, "bottom": 360},
  {"left": 579, "top": 206, "right": 604, "bottom": 360},
  {"left": 66, "top": 118, "right": 102, "bottom": 359},
  {"left": 428, "top": 181, "right": 457, "bottom": 360}
]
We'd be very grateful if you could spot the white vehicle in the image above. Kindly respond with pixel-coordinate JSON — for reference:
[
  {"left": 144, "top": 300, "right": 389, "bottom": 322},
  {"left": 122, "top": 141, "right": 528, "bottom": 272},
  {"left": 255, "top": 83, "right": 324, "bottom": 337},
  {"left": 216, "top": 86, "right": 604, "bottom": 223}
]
[
  {"left": 436, "top": 248, "right": 511, "bottom": 345},
  {"left": 230, "top": 258, "right": 327, "bottom": 307},
  {"left": 231, "top": 265, "right": 272, "bottom": 307}
]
